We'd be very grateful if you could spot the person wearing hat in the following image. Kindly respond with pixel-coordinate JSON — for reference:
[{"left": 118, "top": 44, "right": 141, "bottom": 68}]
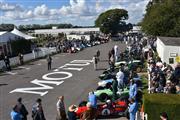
[
  {"left": 160, "top": 112, "right": 168, "bottom": 120},
  {"left": 16, "top": 97, "right": 28, "bottom": 120},
  {"left": 32, "top": 98, "right": 46, "bottom": 120},
  {"left": 67, "top": 105, "right": 77, "bottom": 120},
  {"left": 56, "top": 96, "right": 67, "bottom": 120}
]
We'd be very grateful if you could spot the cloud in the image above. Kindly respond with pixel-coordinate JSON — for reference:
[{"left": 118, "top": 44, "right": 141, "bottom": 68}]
[
  {"left": 0, "top": 2, "right": 22, "bottom": 11},
  {"left": 59, "top": 0, "right": 95, "bottom": 16},
  {"left": 34, "top": 4, "right": 49, "bottom": 16},
  {"left": 0, "top": 0, "right": 150, "bottom": 25}
]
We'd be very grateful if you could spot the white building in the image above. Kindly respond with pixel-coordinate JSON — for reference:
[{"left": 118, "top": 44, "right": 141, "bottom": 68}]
[
  {"left": 33, "top": 27, "right": 100, "bottom": 36},
  {"left": 129, "top": 26, "right": 142, "bottom": 34},
  {"left": 157, "top": 37, "right": 180, "bottom": 67},
  {"left": 66, "top": 34, "right": 90, "bottom": 41}
]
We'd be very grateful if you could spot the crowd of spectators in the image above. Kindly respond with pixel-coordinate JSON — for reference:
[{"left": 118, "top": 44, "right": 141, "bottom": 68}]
[{"left": 148, "top": 52, "right": 180, "bottom": 94}]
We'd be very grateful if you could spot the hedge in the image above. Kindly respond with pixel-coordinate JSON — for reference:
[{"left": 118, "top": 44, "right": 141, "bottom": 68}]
[{"left": 143, "top": 94, "right": 180, "bottom": 120}]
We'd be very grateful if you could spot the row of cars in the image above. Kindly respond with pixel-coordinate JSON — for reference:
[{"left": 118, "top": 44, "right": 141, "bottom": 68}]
[{"left": 74, "top": 59, "right": 144, "bottom": 119}]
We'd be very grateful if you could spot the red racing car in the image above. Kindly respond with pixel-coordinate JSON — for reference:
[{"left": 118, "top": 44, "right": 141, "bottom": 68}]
[{"left": 75, "top": 100, "right": 129, "bottom": 118}]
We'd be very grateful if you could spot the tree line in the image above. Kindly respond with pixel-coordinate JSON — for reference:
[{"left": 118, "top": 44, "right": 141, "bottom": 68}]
[
  {"left": 0, "top": 23, "right": 94, "bottom": 32},
  {"left": 141, "top": 0, "right": 180, "bottom": 37}
]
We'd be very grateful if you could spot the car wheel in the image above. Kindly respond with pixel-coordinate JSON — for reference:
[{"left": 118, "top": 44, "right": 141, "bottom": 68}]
[
  {"left": 99, "top": 93, "right": 109, "bottom": 102},
  {"left": 101, "top": 108, "right": 111, "bottom": 116}
]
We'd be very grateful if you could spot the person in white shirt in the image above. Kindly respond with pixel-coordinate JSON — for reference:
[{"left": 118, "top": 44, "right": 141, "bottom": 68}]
[
  {"left": 116, "top": 68, "right": 125, "bottom": 90},
  {"left": 114, "top": 45, "right": 119, "bottom": 62}
]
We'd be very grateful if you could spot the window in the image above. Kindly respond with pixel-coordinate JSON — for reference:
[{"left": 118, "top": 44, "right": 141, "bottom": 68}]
[{"left": 169, "top": 58, "right": 174, "bottom": 64}]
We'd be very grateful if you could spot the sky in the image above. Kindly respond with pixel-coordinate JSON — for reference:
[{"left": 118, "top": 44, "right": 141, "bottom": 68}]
[{"left": 0, "top": 0, "right": 150, "bottom": 26}]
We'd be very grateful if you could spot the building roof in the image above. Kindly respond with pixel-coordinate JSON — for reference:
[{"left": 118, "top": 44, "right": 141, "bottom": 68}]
[
  {"left": 34, "top": 27, "right": 100, "bottom": 34},
  {"left": 158, "top": 37, "right": 180, "bottom": 46},
  {"left": 11, "top": 28, "right": 36, "bottom": 40}
]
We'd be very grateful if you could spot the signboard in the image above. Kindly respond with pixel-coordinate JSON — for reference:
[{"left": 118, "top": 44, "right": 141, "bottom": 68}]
[
  {"left": 170, "top": 53, "right": 177, "bottom": 57},
  {"left": 176, "top": 56, "right": 180, "bottom": 62}
]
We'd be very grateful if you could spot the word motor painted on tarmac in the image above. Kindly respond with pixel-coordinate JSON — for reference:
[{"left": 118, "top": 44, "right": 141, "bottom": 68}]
[{"left": 10, "top": 60, "right": 92, "bottom": 96}]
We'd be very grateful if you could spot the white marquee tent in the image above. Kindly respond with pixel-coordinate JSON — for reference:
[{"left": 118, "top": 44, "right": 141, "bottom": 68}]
[{"left": 11, "top": 28, "right": 36, "bottom": 40}]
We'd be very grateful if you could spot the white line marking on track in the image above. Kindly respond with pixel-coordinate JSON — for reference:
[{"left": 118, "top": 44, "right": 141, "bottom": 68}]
[
  {"left": 56, "top": 54, "right": 66, "bottom": 56},
  {"left": 18, "top": 66, "right": 30, "bottom": 70},
  {"left": 39, "top": 59, "right": 46, "bottom": 62},
  {"left": 37, "top": 63, "right": 42, "bottom": 66},
  {"left": 5, "top": 71, "right": 17, "bottom": 75}
]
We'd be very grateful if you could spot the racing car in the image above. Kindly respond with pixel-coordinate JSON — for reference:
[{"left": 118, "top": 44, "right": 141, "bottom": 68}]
[
  {"left": 115, "top": 60, "right": 143, "bottom": 73},
  {"left": 98, "top": 67, "right": 120, "bottom": 80},
  {"left": 75, "top": 100, "right": 129, "bottom": 118},
  {"left": 94, "top": 87, "right": 129, "bottom": 102}
]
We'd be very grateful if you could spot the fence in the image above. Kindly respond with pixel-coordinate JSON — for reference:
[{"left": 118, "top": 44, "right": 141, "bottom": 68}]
[{"left": 0, "top": 47, "right": 57, "bottom": 69}]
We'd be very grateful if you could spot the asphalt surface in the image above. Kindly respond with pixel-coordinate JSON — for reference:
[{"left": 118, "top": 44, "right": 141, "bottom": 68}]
[{"left": 0, "top": 41, "right": 128, "bottom": 120}]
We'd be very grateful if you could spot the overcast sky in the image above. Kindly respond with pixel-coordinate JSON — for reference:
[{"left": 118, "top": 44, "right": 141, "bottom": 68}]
[{"left": 0, "top": 0, "right": 150, "bottom": 26}]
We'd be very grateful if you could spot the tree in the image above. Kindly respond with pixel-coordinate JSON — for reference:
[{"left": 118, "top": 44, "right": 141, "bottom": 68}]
[
  {"left": 141, "top": 0, "right": 180, "bottom": 37},
  {"left": 95, "top": 9, "right": 131, "bottom": 35},
  {"left": 0, "top": 24, "right": 15, "bottom": 31}
]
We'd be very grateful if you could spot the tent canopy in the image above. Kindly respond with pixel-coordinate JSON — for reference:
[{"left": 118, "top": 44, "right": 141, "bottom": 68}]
[{"left": 11, "top": 28, "right": 36, "bottom": 40}]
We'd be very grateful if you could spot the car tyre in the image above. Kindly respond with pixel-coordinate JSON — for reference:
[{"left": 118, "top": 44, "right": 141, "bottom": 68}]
[{"left": 99, "top": 93, "right": 109, "bottom": 102}]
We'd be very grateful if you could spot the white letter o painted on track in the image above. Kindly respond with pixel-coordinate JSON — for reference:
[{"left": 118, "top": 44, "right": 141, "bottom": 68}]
[{"left": 42, "top": 72, "right": 72, "bottom": 81}]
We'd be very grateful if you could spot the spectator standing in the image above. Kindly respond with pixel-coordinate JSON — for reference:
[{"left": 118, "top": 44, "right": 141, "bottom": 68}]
[
  {"left": 4, "top": 55, "right": 11, "bottom": 71},
  {"left": 67, "top": 105, "right": 77, "bottom": 120},
  {"left": 32, "top": 98, "right": 46, "bottom": 120},
  {"left": 92, "top": 55, "right": 98, "bottom": 70},
  {"left": 10, "top": 105, "right": 22, "bottom": 120},
  {"left": 46, "top": 55, "right": 52, "bottom": 70},
  {"left": 18, "top": 53, "right": 24, "bottom": 65},
  {"left": 56, "top": 96, "right": 67, "bottom": 120},
  {"left": 96, "top": 50, "right": 100, "bottom": 61},
  {"left": 16, "top": 98, "right": 28, "bottom": 120},
  {"left": 129, "top": 98, "right": 138, "bottom": 120}
]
